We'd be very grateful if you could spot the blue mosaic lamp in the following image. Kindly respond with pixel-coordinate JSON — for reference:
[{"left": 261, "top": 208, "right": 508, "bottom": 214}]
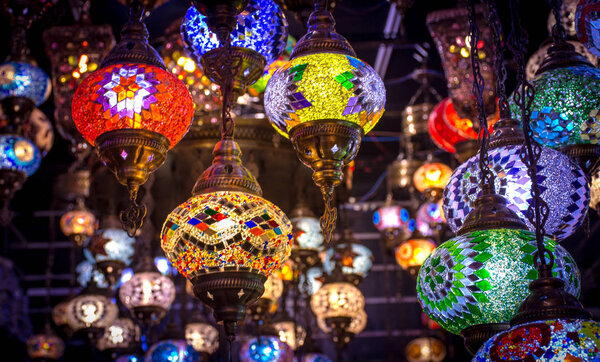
[
  {"left": 239, "top": 335, "right": 293, "bottom": 362},
  {"left": 147, "top": 339, "right": 199, "bottom": 362},
  {"left": 0, "top": 61, "right": 51, "bottom": 107},
  {"left": 182, "top": 0, "right": 288, "bottom": 97}
]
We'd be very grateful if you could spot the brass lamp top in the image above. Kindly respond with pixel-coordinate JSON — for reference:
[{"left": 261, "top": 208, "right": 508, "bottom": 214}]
[
  {"left": 488, "top": 117, "right": 526, "bottom": 149},
  {"left": 536, "top": 40, "right": 594, "bottom": 75},
  {"left": 192, "top": 138, "right": 262, "bottom": 196}
]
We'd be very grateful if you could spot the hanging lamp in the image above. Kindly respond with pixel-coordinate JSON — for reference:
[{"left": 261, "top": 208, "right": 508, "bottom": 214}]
[
  {"left": 146, "top": 322, "right": 200, "bottom": 362},
  {"left": 575, "top": 0, "right": 600, "bottom": 57},
  {"left": 474, "top": 0, "right": 600, "bottom": 359},
  {"left": 26, "top": 329, "right": 65, "bottom": 361},
  {"left": 97, "top": 316, "right": 141, "bottom": 357},
  {"left": 248, "top": 273, "right": 284, "bottom": 320},
  {"left": 322, "top": 230, "right": 373, "bottom": 286},
  {"left": 417, "top": 1, "right": 582, "bottom": 354},
  {"left": 510, "top": 1, "right": 600, "bottom": 176},
  {"left": 72, "top": 2, "right": 195, "bottom": 236},
  {"left": 316, "top": 308, "right": 367, "bottom": 352},
  {"left": 264, "top": 0, "right": 386, "bottom": 244},
  {"left": 60, "top": 198, "right": 97, "bottom": 246},
  {"left": 185, "top": 312, "right": 220, "bottom": 359},
  {"left": 65, "top": 280, "right": 118, "bottom": 341},
  {"left": 161, "top": 0, "right": 293, "bottom": 345},
  {"left": 182, "top": 0, "right": 288, "bottom": 99},
  {"left": 289, "top": 201, "right": 325, "bottom": 270}
]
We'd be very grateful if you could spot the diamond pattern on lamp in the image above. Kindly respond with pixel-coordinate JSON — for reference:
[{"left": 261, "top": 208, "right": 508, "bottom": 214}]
[{"left": 442, "top": 145, "right": 589, "bottom": 240}]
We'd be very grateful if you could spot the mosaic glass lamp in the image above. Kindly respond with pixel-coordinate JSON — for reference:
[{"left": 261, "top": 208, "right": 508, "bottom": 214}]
[
  {"left": 182, "top": 0, "right": 288, "bottom": 64},
  {"left": 412, "top": 161, "right": 452, "bottom": 201},
  {"left": 417, "top": 190, "right": 581, "bottom": 353},
  {"left": 72, "top": 5, "right": 194, "bottom": 235},
  {"left": 510, "top": 40, "right": 600, "bottom": 176},
  {"left": 84, "top": 215, "right": 136, "bottom": 286},
  {"left": 76, "top": 260, "right": 109, "bottom": 289},
  {"left": 118, "top": 252, "right": 176, "bottom": 327},
  {"left": 239, "top": 335, "right": 294, "bottom": 362},
  {"left": 0, "top": 106, "right": 55, "bottom": 158},
  {"left": 310, "top": 265, "right": 365, "bottom": 346},
  {"left": 316, "top": 308, "right": 367, "bottom": 350},
  {"left": 0, "top": 61, "right": 51, "bottom": 107},
  {"left": 272, "top": 314, "right": 306, "bottom": 351},
  {"left": 0, "top": 135, "right": 41, "bottom": 215},
  {"left": 415, "top": 200, "right": 445, "bottom": 237},
  {"left": 161, "top": 137, "right": 292, "bottom": 338},
  {"left": 299, "top": 266, "right": 324, "bottom": 296},
  {"left": 427, "top": 5, "right": 496, "bottom": 121},
  {"left": 443, "top": 118, "right": 590, "bottom": 241},
  {"left": 395, "top": 237, "right": 436, "bottom": 276},
  {"left": 26, "top": 331, "right": 65, "bottom": 361},
  {"left": 185, "top": 315, "right": 219, "bottom": 358},
  {"left": 289, "top": 202, "right": 324, "bottom": 269},
  {"left": 576, "top": 1, "right": 600, "bottom": 57},
  {"left": 60, "top": 199, "right": 96, "bottom": 246},
  {"left": 526, "top": 39, "right": 597, "bottom": 80},
  {"left": 372, "top": 202, "right": 413, "bottom": 246},
  {"left": 322, "top": 230, "right": 373, "bottom": 285},
  {"left": 97, "top": 317, "right": 141, "bottom": 353},
  {"left": 248, "top": 273, "right": 284, "bottom": 320},
  {"left": 405, "top": 337, "right": 446, "bottom": 362},
  {"left": 147, "top": 337, "right": 199, "bottom": 362},
  {"left": 43, "top": 16, "right": 115, "bottom": 150},
  {"left": 65, "top": 283, "right": 118, "bottom": 338},
  {"left": 592, "top": 169, "right": 600, "bottom": 214},
  {"left": 474, "top": 273, "right": 600, "bottom": 360},
  {"left": 264, "top": 1, "right": 386, "bottom": 243}
]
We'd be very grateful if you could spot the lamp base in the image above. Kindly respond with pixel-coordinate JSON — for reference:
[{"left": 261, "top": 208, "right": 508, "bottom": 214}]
[
  {"left": 325, "top": 316, "right": 355, "bottom": 350},
  {"left": 460, "top": 322, "right": 509, "bottom": 356},
  {"left": 201, "top": 46, "right": 266, "bottom": 99},
  {"left": 559, "top": 143, "right": 600, "bottom": 178},
  {"left": 96, "top": 260, "right": 126, "bottom": 287},
  {"left": 192, "top": 271, "right": 266, "bottom": 338}
]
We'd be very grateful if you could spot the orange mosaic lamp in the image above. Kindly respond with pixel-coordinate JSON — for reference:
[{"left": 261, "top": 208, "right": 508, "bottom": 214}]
[{"left": 72, "top": 4, "right": 194, "bottom": 236}]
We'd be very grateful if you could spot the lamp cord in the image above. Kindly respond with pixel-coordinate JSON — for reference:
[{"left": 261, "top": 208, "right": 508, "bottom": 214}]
[
  {"left": 507, "top": 0, "right": 553, "bottom": 275},
  {"left": 467, "top": 0, "right": 494, "bottom": 191},
  {"left": 487, "top": 0, "right": 510, "bottom": 119}
]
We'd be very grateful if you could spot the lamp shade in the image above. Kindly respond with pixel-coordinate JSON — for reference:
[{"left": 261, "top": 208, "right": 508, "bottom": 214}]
[
  {"left": 473, "top": 319, "right": 600, "bottom": 360},
  {"left": 97, "top": 317, "right": 141, "bottom": 351},
  {"left": 72, "top": 62, "right": 194, "bottom": 148},
  {"left": 292, "top": 215, "right": 324, "bottom": 251},
  {"left": 510, "top": 65, "right": 600, "bottom": 148},
  {"left": 161, "top": 191, "right": 292, "bottom": 279},
  {"left": 0, "top": 135, "right": 41, "bottom": 177},
  {"left": 415, "top": 200, "right": 445, "bottom": 237},
  {"left": 66, "top": 291, "right": 118, "bottom": 332},
  {"left": 84, "top": 228, "right": 136, "bottom": 266},
  {"left": 60, "top": 207, "right": 96, "bottom": 245},
  {"left": 26, "top": 333, "right": 65, "bottom": 360},
  {"left": 146, "top": 339, "right": 199, "bottom": 362},
  {"left": 310, "top": 282, "right": 365, "bottom": 321},
  {"left": 299, "top": 353, "right": 333, "bottom": 362},
  {"left": 405, "top": 337, "right": 446, "bottom": 362},
  {"left": 265, "top": 52, "right": 385, "bottom": 139},
  {"left": 76, "top": 260, "right": 109, "bottom": 288},
  {"left": 323, "top": 243, "right": 373, "bottom": 281},
  {"left": 272, "top": 319, "right": 306, "bottom": 351},
  {"left": 412, "top": 162, "right": 452, "bottom": 194},
  {"left": 239, "top": 336, "right": 294, "bottom": 362},
  {"left": 427, "top": 5, "right": 496, "bottom": 121},
  {"left": 185, "top": 321, "right": 219, "bottom": 354},
  {"left": 592, "top": 169, "right": 600, "bottom": 212},
  {"left": 416, "top": 229, "right": 580, "bottom": 335},
  {"left": 0, "top": 61, "right": 51, "bottom": 106},
  {"left": 118, "top": 271, "right": 176, "bottom": 316},
  {"left": 181, "top": 0, "right": 288, "bottom": 65},
  {"left": 299, "top": 267, "right": 324, "bottom": 296},
  {"left": 395, "top": 238, "right": 436, "bottom": 272},
  {"left": 443, "top": 143, "right": 590, "bottom": 240},
  {"left": 576, "top": 1, "right": 600, "bottom": 57},
  {"left": 372, "top": 205, "right": 412, "bottom": 232}
]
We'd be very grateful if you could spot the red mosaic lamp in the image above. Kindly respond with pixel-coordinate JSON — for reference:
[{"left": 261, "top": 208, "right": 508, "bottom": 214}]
[{"left": 72, "top": 2, "right": 194, "bottom": 236}]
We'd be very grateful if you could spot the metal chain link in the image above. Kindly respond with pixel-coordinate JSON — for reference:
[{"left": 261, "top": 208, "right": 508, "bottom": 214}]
[
  {"left": 467, "top": 0, "right": 494, "bottom": 191},
  {"left": 507, "top": 0, "right": 553, "bottom": 276},
  {"left": 548, "top": 0, "right": 567, "bottom": 43},
  {"left": 487, "top": 0, "right": 510, "bottom": 119}
]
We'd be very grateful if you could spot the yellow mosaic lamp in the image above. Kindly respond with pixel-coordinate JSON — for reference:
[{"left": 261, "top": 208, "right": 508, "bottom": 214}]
[{"left": 264, "top": 0, "right": 386, "bottom": 243}]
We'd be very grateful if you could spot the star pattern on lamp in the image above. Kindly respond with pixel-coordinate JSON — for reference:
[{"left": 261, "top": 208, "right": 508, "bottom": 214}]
[
  {"left": 95, "top": 64, "right": 162, "bottom": 128},
  {"left": 87, "top": 234, "right": 111, "bottom": 256}
]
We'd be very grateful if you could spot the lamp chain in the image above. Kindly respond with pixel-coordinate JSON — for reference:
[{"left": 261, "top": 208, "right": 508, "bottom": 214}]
[
  {"left": 216, "top": 26, "right": 235, "bottom": 140},
  {"left": 547, "top": 0, "right": 567, "bottom": 43},
  {"left": 487, "top": 0, "right": 509, "bottom": 119},
  {"left": 467, "top": 0, "right": 494, "bottom": 191},
  {"left": 507, "top": 0, "right": 553, "bottom": 276}
]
